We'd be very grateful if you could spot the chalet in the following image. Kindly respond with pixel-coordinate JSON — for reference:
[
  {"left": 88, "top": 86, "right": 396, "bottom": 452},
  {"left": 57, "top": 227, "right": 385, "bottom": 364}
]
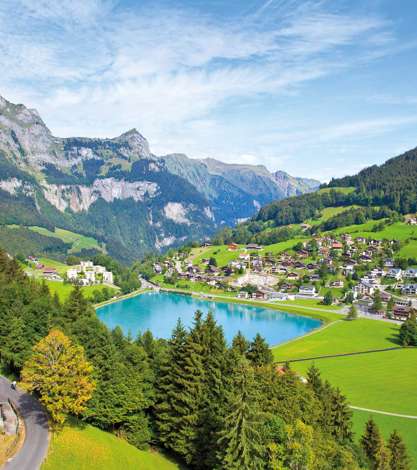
[
  {"left": 287, "top": 272, "right": 299, "bottom": 280},
  {"left": 384, "top": 259, "right": 395, "bottom": 268},
  {"left": 239, "top": 253, "right": 250, "bottom": 262},
  {"left": 330, "top": 280, "right": 344, "bottom": 288},
  {"left": 393, "top": 305, "right": 411, "bottom": 321},
  {"left": 353, "top": 281, "right": 375, "bottom": 297},
  {"left": 237, "top": 291, "right": 249, "bottom": 299},
  {"left": 401, "top": 284, "right": 417, "bottom": 295},
  {"left": 228, "top": 243, "right": 238, "bottom": 251},
  {"left": 246, "top": 243, "right": 262, "bottom": 250},
  {"left": 387, "top": 268, "right": 402, "bottom": 280},
  {"left": 380, "top": 291, "right": 392, "bottom": 302},
  {"left": 298, "top": 285, "right": 316, "bottom": 296},
  {"left": 404, "top": 268, "right": 417, "bottom": 279},
  {"left": 153, "top": 263, "right": 163, "bottom": 274},
  {"left": 332, "top": 242, "right": 343, "bottom": 250}
]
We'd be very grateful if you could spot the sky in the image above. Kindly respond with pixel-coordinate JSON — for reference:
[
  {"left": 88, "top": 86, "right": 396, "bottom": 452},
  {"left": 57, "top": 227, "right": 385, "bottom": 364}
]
[{"left": 1, "top": 0, "right": 417, "bottom": 181}]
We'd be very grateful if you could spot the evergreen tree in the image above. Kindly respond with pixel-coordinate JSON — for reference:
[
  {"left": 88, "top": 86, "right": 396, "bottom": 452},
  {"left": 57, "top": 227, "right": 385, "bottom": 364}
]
[
  {"left": 155, "top": 319, "right": 204, "bottom": 464},
  {"left": 373, "top": 290, "right": 383, "bottom": 312},
  {"left": 63, "top": 286, "right": 93, "bottom": 322},
  {"left": 329, "top": 387, "right": 353, "bottom": 444},
  {"left": 231, "top": 330, "right": 250, "bottom": 355},
  {"left": 361, "top": 418, "right": 383, "bottom": 468},
  {"left": 399, "top": 313, "right": 417, "bottom": 346},
  {"left": 375, "top": 442, "right": 391, "bottom": 470},
  {"left": 388, "top": 430, "right": 411, "bottom": 470},
  {"left": 216, "top": 353, "right": 264, "bottom": 469},
  {"left": 346, "top": 304, "right": 358, "bottom": 320},
  {"left": 247, "top": 333, "right": 273, "bottom": 366},
  {"left": 307, "top": 364, "right": 323, "bottom": 395},
  {"left": 323, "top": 291, "right": 333, "bottom": 305}
]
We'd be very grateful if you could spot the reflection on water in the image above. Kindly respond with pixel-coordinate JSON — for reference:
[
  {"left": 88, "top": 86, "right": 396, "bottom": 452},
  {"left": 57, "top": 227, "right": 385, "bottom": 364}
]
[{"left": 97, "top": 292, "right": 321, "bottom": 346}]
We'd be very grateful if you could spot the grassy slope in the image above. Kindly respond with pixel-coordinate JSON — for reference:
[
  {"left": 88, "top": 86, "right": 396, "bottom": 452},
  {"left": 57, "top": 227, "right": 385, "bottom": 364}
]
[
  {"left": 273, "top": 319, "right": 400, "bottom": 361},
  {"left": 30, "top": 226, "right": 102, "bottom": 253},
  {"left": 45, "top": 281, "right": 117, "bottom": 302},
  {"left": 273, "top": 317, "right": 417, "bottom": 467},
  {"left": 42, "top": 421, "right": 182, "bottom": 470}
]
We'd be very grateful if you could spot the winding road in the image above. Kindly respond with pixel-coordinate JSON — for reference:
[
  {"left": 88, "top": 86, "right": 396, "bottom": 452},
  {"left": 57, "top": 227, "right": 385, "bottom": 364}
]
[{"left": 0, "top": 377, "right": 49, "bottom": 470}]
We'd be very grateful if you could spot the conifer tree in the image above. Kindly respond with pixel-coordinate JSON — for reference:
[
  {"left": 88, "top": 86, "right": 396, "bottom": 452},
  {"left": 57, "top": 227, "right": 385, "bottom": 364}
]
[
  {"left": 306, "top": 364, "right": 323, "bottom": 395},
  {"left": 231, "top": 330, "right": 249, "bottom": 355},
  {"left": 216, "top": 353, "right": 264, "bottom": 469},
  {"left": 361, "top": 418, "right": 383, "bottom": 468},
  {"left": 63, "top": 286, "right": 93, "bottom": 322},
  {"left": 155, "top": 319, "right": 204, "bottom": 464},
  {"left": 388, "top": 430, "right": 411, "bottom": 470},
  {"left": 399, "top": 313, "right": 417, "bottom": 346},
  {"left": 375, "top": 442, "right": 391, "bottom": 470},
  {"left": 247, "top": 333, "right": 273, "bottom": 366},
  {"left": 347, "top": 304, "right": 358, "bottom": 320},
  {"left": 329, "top": 387, "right": 353, "bottom": 444}
]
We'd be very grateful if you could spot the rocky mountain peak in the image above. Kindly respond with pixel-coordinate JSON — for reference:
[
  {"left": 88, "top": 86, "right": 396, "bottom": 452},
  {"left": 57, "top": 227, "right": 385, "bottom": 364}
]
[{"left": 113, "top": 128, "right": 151, "bottom": 158}]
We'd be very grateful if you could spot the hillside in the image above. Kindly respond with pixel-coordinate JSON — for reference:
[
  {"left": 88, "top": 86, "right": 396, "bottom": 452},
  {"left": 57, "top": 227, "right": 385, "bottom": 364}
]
[
  {"left": 42, "top": 420, "right": 182, "bottom": 470},
  {"left": 0, "top": 94, "right": 318, "bottom": 262},
  {"left": 214, "top": 146, "right": 417, "bottom": 246}
]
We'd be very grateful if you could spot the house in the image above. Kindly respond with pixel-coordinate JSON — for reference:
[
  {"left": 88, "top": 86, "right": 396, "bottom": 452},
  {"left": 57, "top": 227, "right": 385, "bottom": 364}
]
[
  {"left": 330, "top": 280, "right": 344, "bottom": 288},
  {"left": 67, "top": 261, "right": 114, "bottom": 285},
  {"left": 401, "top": 284, "right": 417, "bottom": 295},
  {"left": 393, "top": 305, "right": 412, "bottom": 321},
  {"left": 384, "top": 259, "right": 395, "bottom": 268},
  {"left": 298, "top": 285, "right": 316, "bottom": 296},
  {"left": 237, "top": 291, "right": 249, "bottom": 299},
  {"left": 332, "top": 242, "right": 343, "bottom": 250},
  {"left": 404, "top": 268, "right": 417, "bottom": 279},
  {"left": 246, "top": 243, "right": 262, "bottom": 250},
  {"left": 287, "top": 272, "right": 299, "bottom": 280},
  {"left": 387, "top": 268, "right": 402, "bottom": 280},
  {"left": 239, "top": 253, "right": 250, "bottom": 262},
  {"left": 228, "top": 243, "right": 238, "bottom": 251}
]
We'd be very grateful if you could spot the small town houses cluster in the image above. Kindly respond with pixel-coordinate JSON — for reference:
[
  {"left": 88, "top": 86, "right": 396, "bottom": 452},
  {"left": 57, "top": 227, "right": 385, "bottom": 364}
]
[
  {"left": 154, "top": 234, "right": 417, "bottom": 321},
  {"left": 26, "top": 257, "right": 114, "bottom": 286}
]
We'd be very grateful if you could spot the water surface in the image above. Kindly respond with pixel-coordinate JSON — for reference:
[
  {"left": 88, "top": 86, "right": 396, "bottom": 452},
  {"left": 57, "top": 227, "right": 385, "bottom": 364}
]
[{"left": 97, "top": 292, "right": 321, "bottom": 345}]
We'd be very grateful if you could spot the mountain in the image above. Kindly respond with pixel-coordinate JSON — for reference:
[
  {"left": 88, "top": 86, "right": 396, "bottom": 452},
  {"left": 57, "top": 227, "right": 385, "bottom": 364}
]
[
  {"left": 214, "top": 147, "right": 417, "bottom": 245},
  {"left": 0, "top": 94, "right": 319, "bottom": 261}
]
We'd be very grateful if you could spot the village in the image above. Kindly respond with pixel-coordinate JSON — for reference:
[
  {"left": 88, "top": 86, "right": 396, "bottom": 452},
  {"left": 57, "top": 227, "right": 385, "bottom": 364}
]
[{"left": 153, "top": 233, "right": 417, "bottom": 321}]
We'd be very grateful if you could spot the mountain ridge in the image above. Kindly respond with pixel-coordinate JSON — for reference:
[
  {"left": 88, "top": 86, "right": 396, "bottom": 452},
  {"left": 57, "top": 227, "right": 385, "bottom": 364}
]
[{"left": 0, "top": 94, "right": 319, "bottom": 261}]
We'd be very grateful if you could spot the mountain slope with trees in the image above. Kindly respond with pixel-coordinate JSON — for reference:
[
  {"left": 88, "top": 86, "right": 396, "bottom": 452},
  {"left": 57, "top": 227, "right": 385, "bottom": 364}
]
[
  {"left": 214, "top": 147, "right": 417, "bottom": 245},
  {"left": 0, "top": 94, "right": 318, "bottom": 262}
]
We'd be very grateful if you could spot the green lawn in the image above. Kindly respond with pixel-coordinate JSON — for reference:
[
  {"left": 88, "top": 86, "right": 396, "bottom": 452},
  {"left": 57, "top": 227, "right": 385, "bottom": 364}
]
[
  {"left": 333, "top": 221, "right": 417, "bottom": 241},
  {"left": 45, "top": 281, "right": 117, "bottom": 302},
  {"left": 273, "top": 318, "right": 400, "bottom": 361},
  {"left": 273, "top": 298, "right": 342, "bottom": 311},
  {"left": 352, "top": 410, "right": 417, "bottom": 468},
  {"left": 308, "top": 205, "right": 359, "bottom": 226},
  {"left": 30, "top": 227, "right": 103, "bottom": 254},
  {"left": 399, "top": 239, "right": 417, "bottom": 258},
  {"left": 42, "top": 420, "right": 183, "bottom": 470},
  {"left": 37, "top": 257, "right": 69, "bottom": 276},
  {"left": 191, "top": 245, "right": 243, "bottom": 267},
  {"left": 317, "top": 187, "right": 356, "bottom": 195}
]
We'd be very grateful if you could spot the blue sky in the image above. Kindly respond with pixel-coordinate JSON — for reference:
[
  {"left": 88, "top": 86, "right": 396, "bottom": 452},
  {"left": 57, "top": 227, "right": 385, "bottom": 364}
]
[{"left": 1, "top": 0, "right": 417, "bottom": 180}]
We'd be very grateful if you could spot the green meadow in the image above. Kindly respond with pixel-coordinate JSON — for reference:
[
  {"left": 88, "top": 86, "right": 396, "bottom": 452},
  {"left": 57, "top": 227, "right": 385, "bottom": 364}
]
[
  {"left": 42, "top": 420, "right": 182, "bottom": 470},
  {"left": 30, "top": 226, "right": 103, "bottom": 253},
  {"left": 45, "top": 281, "right": 118, "bottom": 302}
]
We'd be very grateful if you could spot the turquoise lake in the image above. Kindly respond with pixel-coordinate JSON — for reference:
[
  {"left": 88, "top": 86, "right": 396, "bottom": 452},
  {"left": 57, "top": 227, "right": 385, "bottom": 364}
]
[{"left": 97, "top": 292, "right": 321, "bottom": 346}]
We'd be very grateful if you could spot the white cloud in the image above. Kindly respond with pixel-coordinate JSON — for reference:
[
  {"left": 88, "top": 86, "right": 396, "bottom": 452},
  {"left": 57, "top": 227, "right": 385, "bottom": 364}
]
[{"left": 0, "top": 0, "right": 411, "bottom": 178}]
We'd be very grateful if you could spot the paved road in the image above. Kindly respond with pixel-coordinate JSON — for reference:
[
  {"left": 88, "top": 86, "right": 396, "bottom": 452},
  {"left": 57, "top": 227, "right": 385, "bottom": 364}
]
[{"left": 0, "top": 377, "right": 49, "bottom": 470}]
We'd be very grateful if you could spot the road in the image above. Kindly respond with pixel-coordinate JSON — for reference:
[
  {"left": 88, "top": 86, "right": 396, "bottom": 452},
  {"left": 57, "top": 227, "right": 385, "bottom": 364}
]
[{"left": 0, "top": 376, "right": 49, "bottom": 470}]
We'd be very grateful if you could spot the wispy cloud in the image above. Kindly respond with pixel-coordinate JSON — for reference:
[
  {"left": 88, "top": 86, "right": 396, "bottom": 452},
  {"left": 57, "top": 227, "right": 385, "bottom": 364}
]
[{"left": 0, "top": 0, "right": 413, "bottom": 177}]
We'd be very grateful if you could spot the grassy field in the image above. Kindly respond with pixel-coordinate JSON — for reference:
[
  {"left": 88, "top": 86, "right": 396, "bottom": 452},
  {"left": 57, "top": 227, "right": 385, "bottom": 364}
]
[
  {"left": 317, "top": 187, "right": 356, "bottom": 195},
  {"left": 45, "top": 281, "right": 117, "bottom": 302},
  {"left": 273, "top": 316, "right": 417, "bottom": 467},
  {"left": 399, "top": 239, "right": 417, "bottom": 258},
  {"left": 352, "top": 409, "right": 417, "bottom": 467},
  {"left": 273, "top": 318, "right": 400, "bottom": 361},
  {"left": 287, "top": 349, "right": 417, "bottom": 415},
  {"left": 30, "top": 227, "right": 103, "bottom": 254},
  {"left": 308, "top": 205, "right": 359, "bottom": 226},
  {"left": 37, "top": 257, "right": 69, "bottom": 275},
  {"left": 42, "top": 421, "right": 183, "bottom": 470}
]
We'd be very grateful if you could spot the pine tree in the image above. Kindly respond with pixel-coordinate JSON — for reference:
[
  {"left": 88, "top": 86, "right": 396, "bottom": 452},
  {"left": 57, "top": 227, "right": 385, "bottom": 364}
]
[
  {"left": 388, "top": 430, "right": 411, "bottom": 470},
  {"left": 155, "top": 319, "right": 204, "bottom": 464},
  {"left": 231, "top": 330, "right": 250, "bottom": 355},
  {"left": 195, "top": 311, "right": 227, "bottom": 469},
  {"left": 216, "top": 353, "right": 264, "bottom": 469},
  {"left": 399, "top": 313, "right": 417, "bottom": 346},
  {"left": 346, "top": 304, "right": 358, "bottom": 320},
  {"left": 63, "top": 286, "right": 93, "bottom": 322},
  {"left": 361, "top": 418, "right": 383, "bottom": 468},
  {"left": 247, "top": 333, "right": 273, "bottom": 366},
  {"left": 306, "top": 364, "right": 323, "bottom": 395},
  {"left": 329, "top": 387, "right": 353, "bottom": 444},
  {"left": 375, "top": 441, "right": 391, "bottom": 470}
]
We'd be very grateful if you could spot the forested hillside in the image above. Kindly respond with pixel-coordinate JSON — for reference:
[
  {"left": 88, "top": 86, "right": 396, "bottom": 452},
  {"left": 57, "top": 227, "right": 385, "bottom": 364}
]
[{"left": 214, "top": 148, "right": 417, "bottom": 245}]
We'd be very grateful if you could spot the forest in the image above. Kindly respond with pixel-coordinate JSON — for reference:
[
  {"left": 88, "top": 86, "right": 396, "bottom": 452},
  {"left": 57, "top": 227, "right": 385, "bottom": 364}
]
[{"left": 0, "top": 249, "right": 411, "bottom": 469}]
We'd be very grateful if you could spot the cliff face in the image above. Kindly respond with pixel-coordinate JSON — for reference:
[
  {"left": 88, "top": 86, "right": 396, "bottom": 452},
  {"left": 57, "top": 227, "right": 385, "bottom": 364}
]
[{"left": 0, "top": 94, "right": 319, "bottom": 261}]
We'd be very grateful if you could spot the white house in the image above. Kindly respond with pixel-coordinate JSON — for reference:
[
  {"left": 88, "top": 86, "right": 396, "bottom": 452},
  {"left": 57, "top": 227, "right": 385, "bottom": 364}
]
[
  {"left": 298, "top": 285, "right": 316, "bottom": 296},
  {"left": 387, "top": 268, "right": 402, "bottom": 280},
  {"left": 67, "top": 261, "right": 114, "bottom": 286}
]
